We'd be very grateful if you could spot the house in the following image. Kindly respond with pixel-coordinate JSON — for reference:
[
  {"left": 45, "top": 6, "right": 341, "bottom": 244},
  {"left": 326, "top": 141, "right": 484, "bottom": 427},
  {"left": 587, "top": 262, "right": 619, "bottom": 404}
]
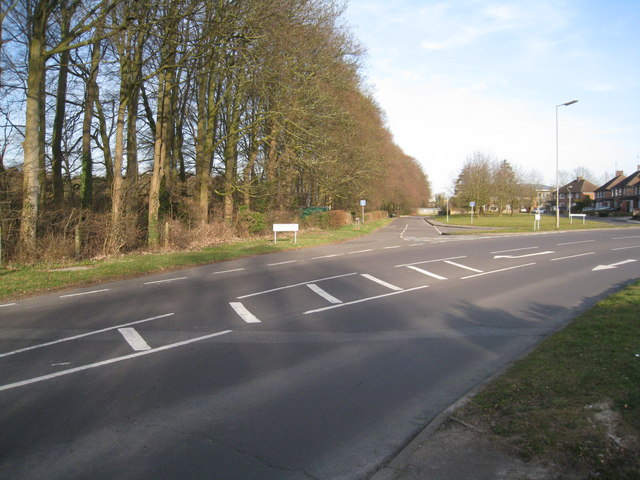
[
  {"left": 594, "top": 171, "right": 626, "bottom": 210},
  {"left": 613, "top": 166, "right": 640, "bottom": 213},
  {"left": 549, "top": 177, "right": 598, "bottom": 213}
]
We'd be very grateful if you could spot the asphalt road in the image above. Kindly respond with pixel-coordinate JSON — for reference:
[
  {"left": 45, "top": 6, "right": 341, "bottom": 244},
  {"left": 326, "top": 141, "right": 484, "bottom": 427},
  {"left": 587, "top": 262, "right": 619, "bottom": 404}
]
[{"left": 1, "top": 218, "right": 638, "bottom": 479}]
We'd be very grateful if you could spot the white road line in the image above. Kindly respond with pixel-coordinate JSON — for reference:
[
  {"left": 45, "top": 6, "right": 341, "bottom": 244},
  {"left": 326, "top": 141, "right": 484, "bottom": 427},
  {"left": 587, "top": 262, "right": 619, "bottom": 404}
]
[
  {"left": 267, "top": 260, "right": 297, "bottom": 266},
  {"left": 118, "top": 328, "right": 151, "bottom": 351},
  {"left": 406, "top": 265, "right": 447, "bottom": 280},
  {"left": 0, "top": 313, "right": 175, "bottom": 358},
  {"left": 0, "top": 303, "right": 16, "bottom": 308},
  {"left": 493, "top": 251, "right": 554, "bottom": 259},
  {"left": 306, "top": 284, "right": 342, "bottom": 304},
  {"left": 0, "top": 330, "right": 232, "bottom": 393},
  {"left": 310, "top": 254, "right": 344, "bottom": 260},
  {"left": 408, "top": 243, "right": 424, "bottom": 247},
  {"left": 443, "top": 260, "right": 483, "bottom": 273},
  {"left": 361, "top": 274, "right": 403, "bottom": 291},
  {"left": 212, "top": 268, "right": 245, "bottom": 275},
  {"left": 612, "top": 245, "right": 640, "bottom": 251},
  {"left": 490, "top": 247, "right": 539, "bottom": 254},
  {"left": 143, "top": 277, "right": 188, "bottom": 285},
  {"left": 348, "top": 249, "right": 373, "bottom": 255},
  {"left": 551, "top": 252, "right": 596, "bottom": 262},
  {"left": 613, "top": 236, "right": 640, "bottom": 240},
  {"left": 557, "top": 240, "right": 595, "bottom": 246},
  {"left": 304, "top": 285, "right": 429, "bottom": 315},
  {"left": 60, "top": 289, "right": 110, "bottom": 298},
  {"left": 461, "top": 263, "right": 536, "bottom": 280},
  {"left": 237, "top": 272, "right": 358, "bottom": 299},
  {"left": 383, "top": 246, "right": 401, "bottom": 249},
  {"left": 395, "top": 256, "right": 466, "bottom": 268},
  {"left": 229, "top": 302, "right": 261, "bottom": 323}
]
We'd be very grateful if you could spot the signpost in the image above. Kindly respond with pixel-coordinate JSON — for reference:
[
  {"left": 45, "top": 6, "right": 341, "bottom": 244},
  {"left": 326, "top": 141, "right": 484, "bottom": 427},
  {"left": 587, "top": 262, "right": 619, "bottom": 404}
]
[
  {"left": 469, "top": 202, "right": 476, "bottom": 225},
  {"left": 534, "top": 213, "right": 541, "bottom": 230},
  {"left": 360, "top": 199, "right": 366, "bottom": 223}
]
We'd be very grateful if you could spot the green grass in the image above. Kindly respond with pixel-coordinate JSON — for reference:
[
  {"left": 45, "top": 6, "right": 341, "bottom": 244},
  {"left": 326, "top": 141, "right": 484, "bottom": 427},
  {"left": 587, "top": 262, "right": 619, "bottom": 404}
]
[
  {"left": 0, "top": 219, "right": 391, "bottom": 301},
  {"left": 434, "top": 213, "right": 614, "bottom": 233},
  {"left": 459, "top": 280, "right": 640, "bottom": 478}
]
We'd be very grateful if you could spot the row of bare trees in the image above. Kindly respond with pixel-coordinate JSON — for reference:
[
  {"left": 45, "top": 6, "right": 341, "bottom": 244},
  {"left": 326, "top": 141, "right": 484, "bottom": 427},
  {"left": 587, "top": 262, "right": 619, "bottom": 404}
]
[
  {"left": 453, "top": 152, "right": 535, "bottom": 215},
  {"left": 0, "top": 0, "right": 430, "bottom": 263}
]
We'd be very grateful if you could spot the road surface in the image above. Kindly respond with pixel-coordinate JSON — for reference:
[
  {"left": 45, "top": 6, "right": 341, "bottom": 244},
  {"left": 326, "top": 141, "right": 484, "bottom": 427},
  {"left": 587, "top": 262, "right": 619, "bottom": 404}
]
[{"left": 1, "top": 218, "right": 638, "bottom": 479}]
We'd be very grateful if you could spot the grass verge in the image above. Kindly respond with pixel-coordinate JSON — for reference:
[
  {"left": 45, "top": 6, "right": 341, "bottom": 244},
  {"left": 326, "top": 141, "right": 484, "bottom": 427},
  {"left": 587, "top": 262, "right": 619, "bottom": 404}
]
[
  {"left": 0, "top": 219, "right": 391, "bottom": 301},
  {"left": 434, "top": 213, "right": 616, "bottom": 233},
  {"left": 459, "top": 280, "right": 640, "bottom": 479}
]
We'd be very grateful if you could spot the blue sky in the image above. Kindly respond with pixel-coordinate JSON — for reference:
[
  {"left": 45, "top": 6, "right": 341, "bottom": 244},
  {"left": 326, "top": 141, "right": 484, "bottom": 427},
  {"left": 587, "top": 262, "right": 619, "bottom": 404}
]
[{"left": 344, "top": 0, "right": 640, "bottom": 194}]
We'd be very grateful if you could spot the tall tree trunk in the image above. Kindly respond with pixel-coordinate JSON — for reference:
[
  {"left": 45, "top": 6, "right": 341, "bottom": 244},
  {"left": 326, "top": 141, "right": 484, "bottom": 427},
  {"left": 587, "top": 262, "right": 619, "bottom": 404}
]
[
  {"left": 223, "top": 98, "right": 242, "bottom": 222},
  {"left": 51, "top": 47, "right": 69, "bottom": 206},
  {"left": 110, "top": 92, "right": 127, "bottom": 251},
  {"left": 20, "top": 0, "right": 48, "bottom": 256},
  {"left": 194, "top": 72, "right": 209, "bottom": 225},
  {"left": 125, "top": 46, "right": 143, "bottom": 185},
  {"left": 80, "top": 34, "right": 102, "bottom": 209},
  {"left": 148, "top": 65, "right": 173, "bottom": 247},
  {"left": 51, "top": 0, "right": 72, "bottom": 207},
  {"left": 223, "top": 133, "right": 238, "bottom": 221},
  {"left": 38, "top": 62, "right": 46, "bottom": 208}
]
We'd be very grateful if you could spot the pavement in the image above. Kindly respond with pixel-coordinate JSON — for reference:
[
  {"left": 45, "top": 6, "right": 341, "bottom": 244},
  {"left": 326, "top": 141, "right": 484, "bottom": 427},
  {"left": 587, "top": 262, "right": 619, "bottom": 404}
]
[
  {"left": 368, "top": 392, "right": 565, "bottom": 480},
  {"left": 368, "top": 215, "right": 640, "bottom": 480}
]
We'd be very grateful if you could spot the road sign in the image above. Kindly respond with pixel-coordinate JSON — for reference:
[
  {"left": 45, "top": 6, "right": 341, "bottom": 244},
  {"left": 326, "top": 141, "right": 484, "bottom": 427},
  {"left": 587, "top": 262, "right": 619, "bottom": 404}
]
[
  {"left": 469, "top": 202, "right": 476, "bottom": 207},
  {"left": 360, "top": 200, "right": 367, "bottom": 206}
]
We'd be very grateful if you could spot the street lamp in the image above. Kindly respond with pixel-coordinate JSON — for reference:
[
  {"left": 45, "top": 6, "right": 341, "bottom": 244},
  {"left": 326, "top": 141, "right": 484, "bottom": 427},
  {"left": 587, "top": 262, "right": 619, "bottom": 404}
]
[{"left": 556, "top": 99, "right": 578, "bottom": 229}]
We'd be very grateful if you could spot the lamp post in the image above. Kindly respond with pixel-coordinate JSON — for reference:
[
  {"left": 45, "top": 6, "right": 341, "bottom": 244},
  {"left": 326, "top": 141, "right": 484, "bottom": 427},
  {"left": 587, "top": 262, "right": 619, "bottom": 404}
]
[
  {"left": 555, "top": 99, "right": 578, "bottom": 229},
  {"left": 567, "top": 185, "right": 572, "bottom": 217}
]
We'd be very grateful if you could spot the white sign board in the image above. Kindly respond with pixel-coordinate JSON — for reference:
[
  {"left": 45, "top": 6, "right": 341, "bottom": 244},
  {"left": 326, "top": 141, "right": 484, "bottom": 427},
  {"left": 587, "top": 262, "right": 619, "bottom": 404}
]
[
  {"left": 273, "top": 224, "right": 298, "bottom": 243},
  {"left": 469, "top": 202, "right": 476, "bottom": 207},
  {"left": 273, "top": 224, "right": 299, "bottom": 232},
  {"left": 360, "top": 200, "right": 367, "bottom": 206}
]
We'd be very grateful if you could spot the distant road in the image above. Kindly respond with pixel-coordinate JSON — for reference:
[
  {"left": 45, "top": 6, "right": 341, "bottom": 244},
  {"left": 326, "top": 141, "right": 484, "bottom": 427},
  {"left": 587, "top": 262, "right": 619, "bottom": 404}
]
[{"left": 1, "top": 218, "right": 638, "bottom": 479}]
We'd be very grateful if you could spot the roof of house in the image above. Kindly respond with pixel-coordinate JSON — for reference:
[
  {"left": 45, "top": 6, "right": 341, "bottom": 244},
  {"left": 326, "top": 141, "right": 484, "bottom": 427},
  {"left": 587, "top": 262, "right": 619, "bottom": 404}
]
[
  {"left": 559, "top": 177, "right": 598, "bottom": 194},
  {"left": 595, "top": 172, "right": 627, "bottom": 192},
  {"left": 616, "top": 168, "right": 640, "bottom": 189}
]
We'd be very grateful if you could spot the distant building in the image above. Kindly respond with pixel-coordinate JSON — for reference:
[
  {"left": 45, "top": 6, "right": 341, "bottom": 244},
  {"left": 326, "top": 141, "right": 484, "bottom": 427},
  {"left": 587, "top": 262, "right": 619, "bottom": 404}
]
[
  {"left": 595, "top": 171, "right": 627, "bottom": 210},
  {"left": 549, "top": 177, "right": 598, "bottom": 213}
]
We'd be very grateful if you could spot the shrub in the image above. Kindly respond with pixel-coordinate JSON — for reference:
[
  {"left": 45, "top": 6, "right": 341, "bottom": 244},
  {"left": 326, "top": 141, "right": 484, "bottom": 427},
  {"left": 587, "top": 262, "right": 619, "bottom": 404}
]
[{"left": 235, "top": 207, "right": 267, "bottom": 235}]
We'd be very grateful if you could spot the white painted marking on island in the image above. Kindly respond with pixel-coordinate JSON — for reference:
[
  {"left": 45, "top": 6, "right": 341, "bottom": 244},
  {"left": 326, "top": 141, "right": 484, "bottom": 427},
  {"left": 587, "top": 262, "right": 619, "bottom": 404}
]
[
  {"left": 304, "top": 285, "right": 429, "bottom": 315},
  {"left": 461, "top": 263, "right": 536, "bottom": 280},
  {"left": 443, "top": 260, "right": 483, "bottom": 273},
  {"left": 237, "top": 273, "right": 357, "bottom": 299},
  {"left": 118, "top": 327, "right": 151, "bottom": 351},
  {"left": 406, "top": 265, "right": 447, "bottom": 280},
  {"left": 229, "top": 302, "right": 261, "bottom": 323},
  {"left": 306, "top": 284, "right": 342, "bottom": 304},
  {"left": 361, "top": 274, "right": 403, "bottom": 291}
]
